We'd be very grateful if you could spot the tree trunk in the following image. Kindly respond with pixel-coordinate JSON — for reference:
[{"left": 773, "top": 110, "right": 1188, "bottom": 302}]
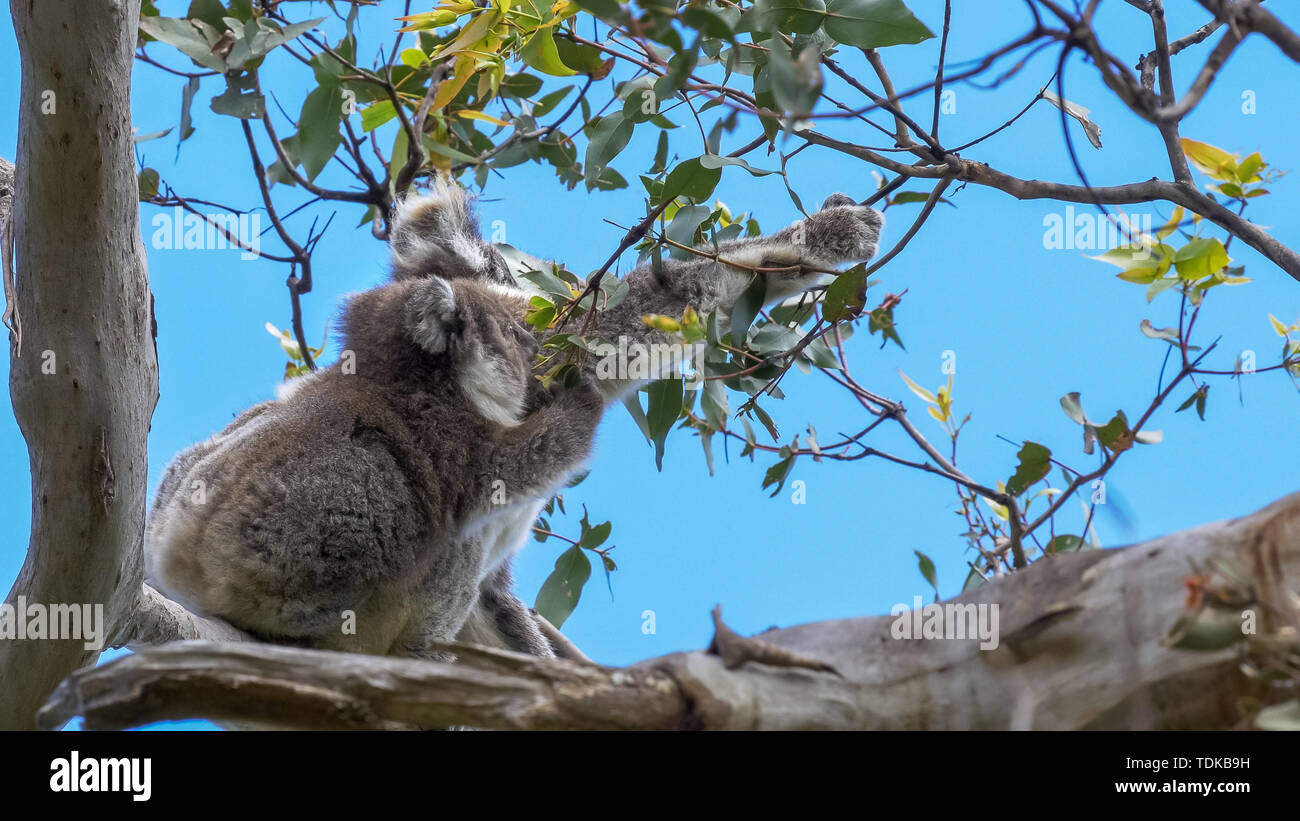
[
  {"left": 0, "top": 0, "right": 156, "bottom": 730},
  {"left": 40, "top": 492, "right": 1300, "bottom": 730}
]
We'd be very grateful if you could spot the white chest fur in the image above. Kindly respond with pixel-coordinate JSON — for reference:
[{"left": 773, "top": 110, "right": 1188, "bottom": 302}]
[{"left": 462, "top": 496, "right": 549, "bottom": 578}]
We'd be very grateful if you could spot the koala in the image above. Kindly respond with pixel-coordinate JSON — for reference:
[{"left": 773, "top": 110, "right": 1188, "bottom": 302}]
[
  {"left": 392, "top": 184, "right": 885, "bottom": 401},
  {"left": 146, "top": 180, "right": 882, "bottom": 669},
  {"left": 145, "top": 273, "right": 603, "bottom": 659}
]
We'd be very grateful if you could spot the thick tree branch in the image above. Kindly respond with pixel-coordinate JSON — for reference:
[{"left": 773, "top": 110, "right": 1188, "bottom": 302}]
[
  {"left": 1, "top": 0, "right": 157, "bottom": 730},
  {"left": 41, "top": 492, "right": 1300, "bottom": 730}
]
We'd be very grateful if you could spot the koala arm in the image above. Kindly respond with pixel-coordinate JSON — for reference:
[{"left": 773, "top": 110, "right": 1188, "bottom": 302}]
[
  {"left": 614, "top": 193, "right": 881, "bottom": 323},
  {"left": 485, "top": 377, "right": 603, "bottom": 493},
  {"left": 567, "top": 194, "right": 883, "bottom": 399}
]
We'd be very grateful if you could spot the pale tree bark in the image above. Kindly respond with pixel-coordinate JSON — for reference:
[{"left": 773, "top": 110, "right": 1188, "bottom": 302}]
[
  {"left": 40, "top": 492, "right": 1300, "bottom": 730},
  {"left": 0, "top": 0, "right": 157, "bottom": 730}
]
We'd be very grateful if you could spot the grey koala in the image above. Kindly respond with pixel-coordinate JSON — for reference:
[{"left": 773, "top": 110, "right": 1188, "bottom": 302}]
[
  {"left": 146, "top": 273, "right": 603, "bottom": 659},
  {"left": 146, "top": 182, "right": 882, "bottom": 665},
  {"left": 392, "top": 186, "right": 885, "bottom": 399}
]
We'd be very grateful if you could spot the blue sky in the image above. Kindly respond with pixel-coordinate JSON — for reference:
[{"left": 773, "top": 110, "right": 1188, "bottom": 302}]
[{"left": 2, "top": 1, "right": 1298, "bottom": 729}]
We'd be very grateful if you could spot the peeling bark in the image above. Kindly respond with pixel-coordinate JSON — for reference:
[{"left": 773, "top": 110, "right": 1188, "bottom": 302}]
[{"left": 41, "top": 493, "right": 1300, "bottom": 730}]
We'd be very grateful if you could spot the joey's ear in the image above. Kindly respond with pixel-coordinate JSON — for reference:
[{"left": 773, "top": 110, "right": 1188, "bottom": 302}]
[
  {"left": 819, "top": 193, "right": 857, "bottom": 210},
  {"left": 406, "top": 277, "right": 461, "bottom": 355}
]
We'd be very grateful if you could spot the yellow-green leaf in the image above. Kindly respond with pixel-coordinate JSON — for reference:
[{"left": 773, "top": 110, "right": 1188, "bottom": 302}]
[
  {"left": 520, "top": 29, "right": 576, "bottom": 77},
  {"left": 455, "top": 109, "right": 509, "bottom": 126},
  {"left": 1181, "top": 137, "right": 1236, "bottom": 180},
  {"left": 898, "top": 370, "right": 936, "bottom": 404},
  {"left": 1156, "top": 206, "right": 1185, "bottom": 241},
  {"left": 1269, "top": 313, "right": 1290, "bottom": 337},
  {"left": 1172, "top": 236, "right": 1229, "bottom": 280}
]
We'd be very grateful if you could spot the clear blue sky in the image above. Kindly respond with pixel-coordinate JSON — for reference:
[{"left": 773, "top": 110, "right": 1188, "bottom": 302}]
[{"left": 2, "top": 1, "right": 1297, "bottom": 729}]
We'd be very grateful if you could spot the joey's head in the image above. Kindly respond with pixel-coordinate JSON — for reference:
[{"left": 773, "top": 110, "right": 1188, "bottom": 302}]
[{"left": 405, "top": 277, "right": 544, "bottom": 426}]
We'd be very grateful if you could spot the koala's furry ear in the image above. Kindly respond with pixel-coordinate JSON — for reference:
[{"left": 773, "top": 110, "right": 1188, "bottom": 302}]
[
  {"left": 389, "top": 180, "right": 493, "bottom": 281},
  {"left": 406, "top": 277, "right": 462, "bottom": 355},
  {"left": 820, "top": 193, "right": 858, "bottom": 210}
]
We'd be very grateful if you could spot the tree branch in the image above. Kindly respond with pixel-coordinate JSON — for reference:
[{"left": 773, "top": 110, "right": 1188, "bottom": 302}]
[{"left": 41, "top": 491, "right": 1300, "bottom": 730}]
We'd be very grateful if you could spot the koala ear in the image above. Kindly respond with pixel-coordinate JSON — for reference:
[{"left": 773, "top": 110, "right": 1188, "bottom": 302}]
[
  {"left": 406, "top": 277, "right": 461, "bottom": 355},
  {"left": 819, "top": 193, "right": 857, "bottom": 211}
]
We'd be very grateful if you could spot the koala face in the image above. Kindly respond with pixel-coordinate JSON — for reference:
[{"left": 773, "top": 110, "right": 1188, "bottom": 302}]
[{"left": 402, "top": 277, "right": 542, "bottom": 427}]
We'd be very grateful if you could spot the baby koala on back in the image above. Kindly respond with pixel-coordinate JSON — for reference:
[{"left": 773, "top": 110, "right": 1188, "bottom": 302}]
[{"left": 145, "top": 272, "right": 602, "bottom": 658}]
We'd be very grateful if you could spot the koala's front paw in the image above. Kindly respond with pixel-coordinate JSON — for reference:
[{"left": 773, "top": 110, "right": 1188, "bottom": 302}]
[
  {"left": 801, "top": 194, "right": 885, "bottom": 265},
  {"left": 546, "top": 370, "right": 604, "bottom": 415}
]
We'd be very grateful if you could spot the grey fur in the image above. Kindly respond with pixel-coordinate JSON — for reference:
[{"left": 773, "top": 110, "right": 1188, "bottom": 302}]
[
  {"left": 146, "top": 184, "right": 882, "bottom": 665},
  {"left": 145, "top": 275, "right": 602, "bottom": 658}
]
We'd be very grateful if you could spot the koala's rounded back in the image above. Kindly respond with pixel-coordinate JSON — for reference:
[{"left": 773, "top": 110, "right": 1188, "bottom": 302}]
[{"left": 145, "top": 275, "right": 595, "bottom": 657}]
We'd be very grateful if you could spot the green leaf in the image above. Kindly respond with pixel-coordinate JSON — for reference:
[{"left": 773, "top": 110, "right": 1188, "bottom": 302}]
[
  {"left": 822, "top": 263, "right": 869, "bottom": 321},
  {"left": 1094, "top": 411, "right": 1131, "bottom": 451},
  {"left": 520, "top": 29, "right": 577, "bottom": 77},
  {"left": 532, "top": 85, "right": 574, "bottom": 118},
  {"left": 729, "top": 274, "right": 767, "bottom": 340},
  {"left": 1236, "top": 151, "right": 1265, "bottom": 182},
  {"left": 186, "top": 0, "right": 228, "bottom": 31},
  {"left": 361, "top": 99, "right": 397, "bottom": 132},
  {"left": 761, "top": 452, "right": 796, "bottom": 497},
  {"left": 1173, "top": 236, "right": 1229, "bottom": 280},
  {"left": 701, "top": 377, "right": 729, "bottom": 429},
  {"left": 867, "top": 306, "right": 903, "bottom": 348},
  {"left": 822, "top": 0, "right": 933, "bottom": 49},
  {"left": 622, "top": 393, "right": 653, "bottom": 443},
  {"left": 579, "top": 519, "right": 612, "bottom": 549},
  {"left": 178, "top": 76, "right": 200, "bottom": 148},
  {"left": 622, "top": 85, "right": 661, "bottom": 124},
  {"left": 293, "top": 84, "right": 344, "bottom": 181},
  {"left": 914, "top": 549, "right": 938, "bottom": 596},
  {"left": 584, "top": 112, "right": 634, "bottom": 188},
  {"left": 534, "top": 546, "right": 591, "bottom": 628},
  {"left": 897, "top": 369, "right": 936, "bottom": 403},
  {"left": 665, "top": 204, "right": 713, "bottom": 256},
  {"left": 743, "top": 0, "right": 828, "bottom": 36},
  {"left": 500, "top": 73, "right": 544, "bottom": 99},
  {"left": 697, "top": 153, "right": 776, "bottom": 176},
  {"left": 659, "top": 157, "right": 722, "bottom": 203},
  {"left": 1138, "top": 319, "right": 1179, "bottom": 341},
  {"left": 554, "top": 36, "right": 607, "bottom": 74},
  {"left": 1059, "top": 391, "right": 1087, "bottom": 425},
  {"left": 137, "top": 167, "right": 160, "bottom": 201},
  {"left": 1006, "top": 441, "right": 1051, "bottom": 496},
  {"left": 1176, "top": 385, "right": 1209, "bottom": 421},
  {"left": 1181, "top": 137, "right": 1236, "bottom": 180},
  {"left": 133, "top": 128, "right": 173, "bottom": 143},
  {"left": 210, "top": 72, "right": 265, "bottom": 119},
  {"left": 1046, "top": 535, "right": 1085, "bottom": 554},
  {"left": 766, "top": 36, "right": 822, "bottom": 118},
  {"left": 682, "top": 3, "right": 743, "bottom": 38},
  {"left": 961, "top": 566, "right": 987, "bottom": 592},
  {"left": 1089, "top": 244, "right": 1154, "bottom": 271},
  {"left": 138, "top": 16, "right": 228, "bottom": 72},
  {"left": 568, "top": 0, "right": 625, "bottom": 19},
  {"left": 646, "top": 377, "right": 684, "bottom": 470}
]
